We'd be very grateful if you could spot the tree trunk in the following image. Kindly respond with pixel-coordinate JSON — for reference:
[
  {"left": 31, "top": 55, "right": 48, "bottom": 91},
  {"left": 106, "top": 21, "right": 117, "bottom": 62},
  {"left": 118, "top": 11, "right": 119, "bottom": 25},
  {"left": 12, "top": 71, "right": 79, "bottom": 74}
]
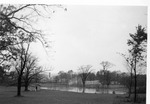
[
  {"left": 134, "top": 58, "right": 137, "bottom": 103},
  {"left": 134, "top": 69, "right": 137, "bottom": 102},
  {"left": 82, "top": 81, "right": 85, "bottom": 93},
  {"left": 17, "top": 75, "right": 22, "bottom": 96}
]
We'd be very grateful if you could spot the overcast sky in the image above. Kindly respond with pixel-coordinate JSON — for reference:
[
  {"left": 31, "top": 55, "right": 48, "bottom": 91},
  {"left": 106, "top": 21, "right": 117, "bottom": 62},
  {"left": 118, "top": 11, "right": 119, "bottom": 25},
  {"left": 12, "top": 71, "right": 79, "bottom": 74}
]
[{"left": 30, "top": 5, "right": 147, "bottom": 74}]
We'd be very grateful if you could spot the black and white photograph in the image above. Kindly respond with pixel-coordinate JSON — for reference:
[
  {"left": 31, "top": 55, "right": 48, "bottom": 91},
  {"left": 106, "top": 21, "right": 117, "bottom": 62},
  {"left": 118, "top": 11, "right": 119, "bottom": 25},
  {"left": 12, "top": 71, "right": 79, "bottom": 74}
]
[{"left": 0, "top": 0, "right": 148, "bottom": 104}]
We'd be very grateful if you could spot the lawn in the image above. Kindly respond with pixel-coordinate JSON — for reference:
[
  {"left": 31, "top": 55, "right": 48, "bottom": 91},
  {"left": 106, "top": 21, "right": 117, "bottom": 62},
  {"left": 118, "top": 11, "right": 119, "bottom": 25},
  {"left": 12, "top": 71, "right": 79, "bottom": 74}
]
[
  {"left": 0, "top": 86, "right": 117, "bottom": 104},
  {"left": 0, "top": 86, "right": 146, "bottom": 104}
]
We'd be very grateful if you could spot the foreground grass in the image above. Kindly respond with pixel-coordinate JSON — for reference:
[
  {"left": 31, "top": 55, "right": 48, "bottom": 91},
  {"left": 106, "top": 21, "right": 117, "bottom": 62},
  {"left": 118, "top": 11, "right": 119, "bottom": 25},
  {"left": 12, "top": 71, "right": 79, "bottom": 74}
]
[
  {"left": 0, "top": 86, "right": 116, "bottom": 104},
  {"left": 113, "top": 94, "right": 146, "bottom": 104},
  {"left": 0, "top": 86, "right": 146, "bottom": 104}
]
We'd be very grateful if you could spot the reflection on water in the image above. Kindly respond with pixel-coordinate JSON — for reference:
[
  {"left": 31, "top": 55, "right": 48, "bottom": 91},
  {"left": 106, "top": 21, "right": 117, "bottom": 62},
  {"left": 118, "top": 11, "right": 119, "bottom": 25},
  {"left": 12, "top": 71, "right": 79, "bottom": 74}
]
[{"left": 40, "top": 86, "right": 127, "bottom": 94}]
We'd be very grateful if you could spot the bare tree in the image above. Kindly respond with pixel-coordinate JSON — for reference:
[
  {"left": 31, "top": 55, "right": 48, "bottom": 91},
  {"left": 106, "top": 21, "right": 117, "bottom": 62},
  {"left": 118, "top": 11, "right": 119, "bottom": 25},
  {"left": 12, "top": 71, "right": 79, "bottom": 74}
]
[
  {"left": 78, "top": 65, "right": 92, "bottom": 93},
  {"left": 12, "top": 40, "right": 30, "bottom": 96},
  {"left": 100, "top": 61, "right": 114, "bottom": 88},
  {"left": 0, "top": 4, "right": 66, "bottom": 96},
  {"left": 23, "top": 53, "right": 43, "bottom": 91},
  {"left": 119, "top": 53, "right": 134, "bottom": 98},
  {"left": 100, "top": 61, "right": 114, "bottom": 71}
]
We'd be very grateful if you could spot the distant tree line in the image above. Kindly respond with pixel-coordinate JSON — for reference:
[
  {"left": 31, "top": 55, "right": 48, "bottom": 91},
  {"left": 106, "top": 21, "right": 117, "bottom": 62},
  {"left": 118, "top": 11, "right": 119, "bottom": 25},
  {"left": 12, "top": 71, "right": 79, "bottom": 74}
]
[{"left": 51, "top": 68, "right": 146, "bottom": 94}]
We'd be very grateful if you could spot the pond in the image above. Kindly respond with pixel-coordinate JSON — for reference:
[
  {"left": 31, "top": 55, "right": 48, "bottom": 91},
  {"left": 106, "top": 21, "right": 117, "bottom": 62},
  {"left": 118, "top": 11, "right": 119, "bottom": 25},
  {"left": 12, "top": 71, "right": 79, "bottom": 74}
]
[{"left": 40, "top": 86, "right": 127, "bottom": 94}]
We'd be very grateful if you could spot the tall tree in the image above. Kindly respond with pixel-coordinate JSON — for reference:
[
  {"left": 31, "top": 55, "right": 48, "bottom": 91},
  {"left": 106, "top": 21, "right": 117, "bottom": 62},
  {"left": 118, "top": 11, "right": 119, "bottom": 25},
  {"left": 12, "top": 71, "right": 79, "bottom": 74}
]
[
  {"left": 78, "top": 65, "right": 92, "bottom": 93},
  {"left": 12, "top": 38, "right": 30, "bottom": 96},
  {"left": 0, "top": 4, "right": 66, "bottom": 96},
  {"left": 127, "top": 25, "right": 147, "bottom": 102}
]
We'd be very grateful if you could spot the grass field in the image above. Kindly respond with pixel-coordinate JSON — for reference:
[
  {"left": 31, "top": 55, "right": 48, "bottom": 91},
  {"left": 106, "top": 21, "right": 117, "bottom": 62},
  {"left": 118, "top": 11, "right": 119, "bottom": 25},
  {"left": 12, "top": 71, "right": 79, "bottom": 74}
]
[
  {"left": 0, "top": 86, "right": 117, "bottom": 104},
  {"left": 0, "top": 86, "right": 146, "bottom": 104}
]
